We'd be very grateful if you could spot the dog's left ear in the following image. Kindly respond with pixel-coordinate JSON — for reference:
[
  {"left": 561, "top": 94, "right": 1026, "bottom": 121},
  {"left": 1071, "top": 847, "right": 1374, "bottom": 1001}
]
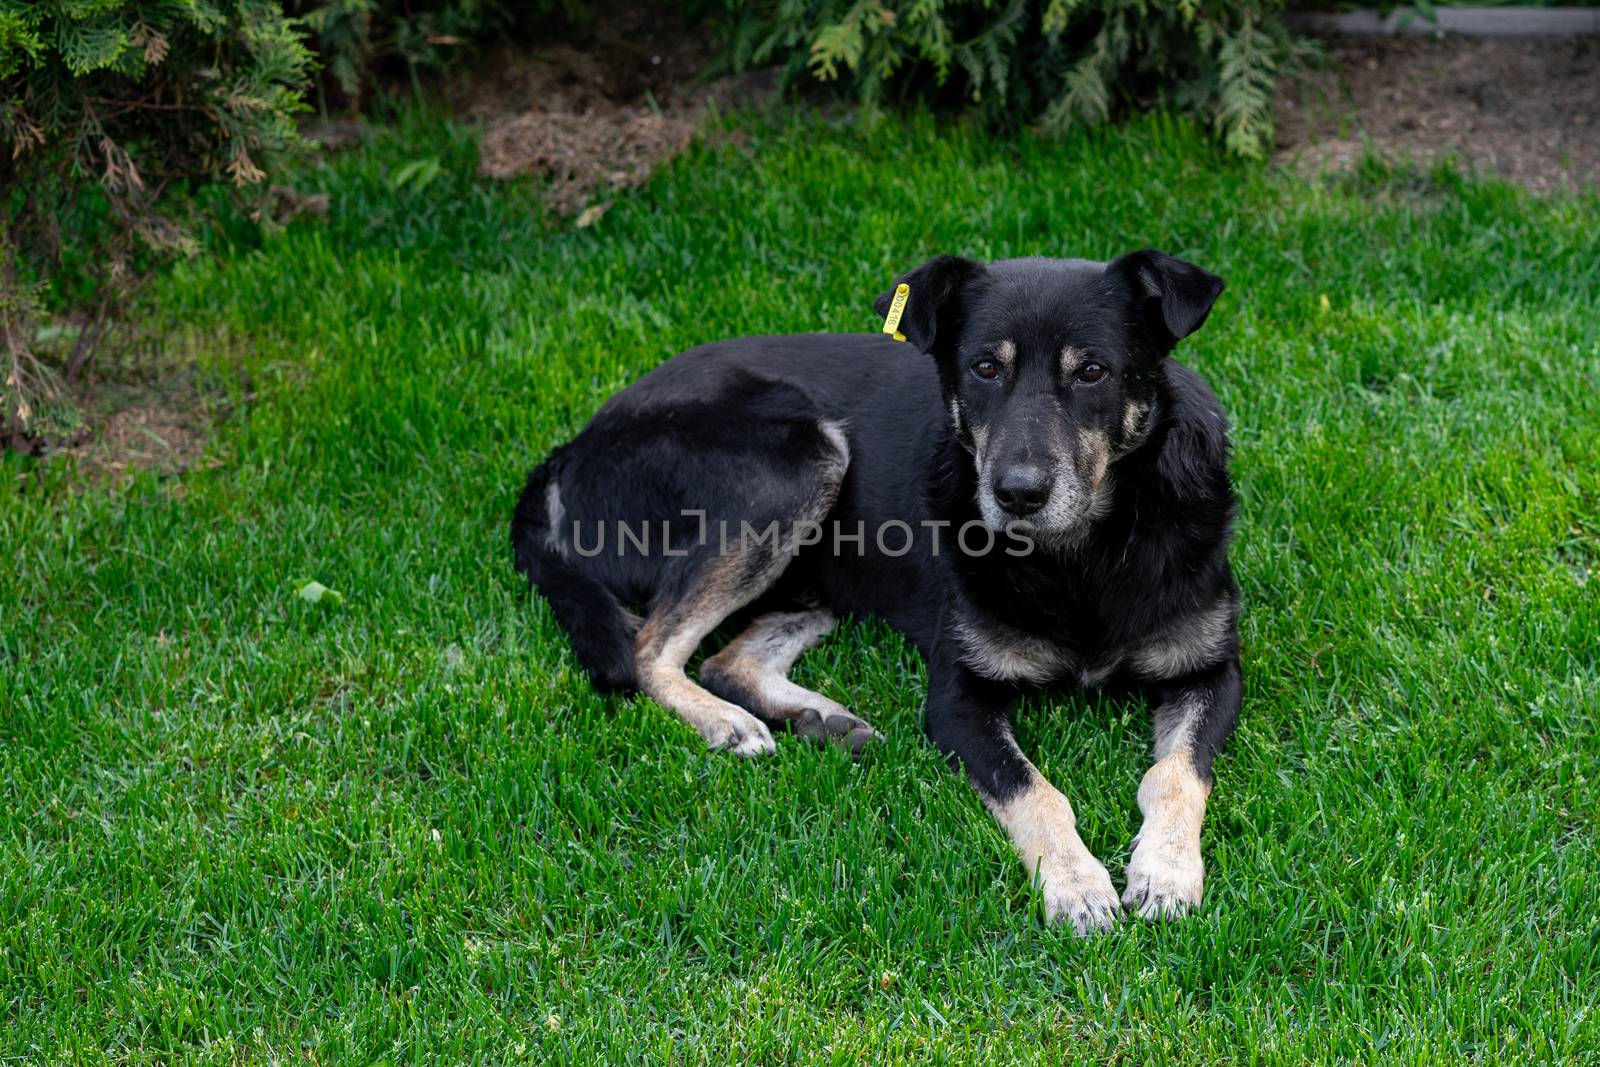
[
  {"left": 873, "top": 255, "right": 987, "bottom": 356},
  {"left": 1109, "top": 249, "right": 1225, "bottom": 346}
]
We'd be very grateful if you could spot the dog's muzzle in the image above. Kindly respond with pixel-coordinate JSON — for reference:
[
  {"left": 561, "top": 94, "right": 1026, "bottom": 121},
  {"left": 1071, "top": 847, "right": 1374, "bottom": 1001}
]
[{"left": 993, "top": 464, "right": 1052, "bottom": 518}]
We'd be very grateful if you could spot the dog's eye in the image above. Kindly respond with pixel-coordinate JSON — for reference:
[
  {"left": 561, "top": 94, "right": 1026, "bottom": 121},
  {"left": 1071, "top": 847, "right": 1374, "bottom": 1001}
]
[
  {"left": 1076, "top": 362, "right": 1107, "bottom": 384},
  {"left": 972, "top": 359, "right": 1000, "bottom": 381}
]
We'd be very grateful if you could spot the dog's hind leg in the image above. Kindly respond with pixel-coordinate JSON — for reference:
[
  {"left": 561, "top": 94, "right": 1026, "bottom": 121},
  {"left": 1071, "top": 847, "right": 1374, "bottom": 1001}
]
[
  {"left": 700, "top": 610, "right": 879, "bottom": 753},
  {"left": 633, "top": 563, "right": 783, "bottom": 757},
  {"left": 632, "top": 412, "right": 852, "bottom": 757}
]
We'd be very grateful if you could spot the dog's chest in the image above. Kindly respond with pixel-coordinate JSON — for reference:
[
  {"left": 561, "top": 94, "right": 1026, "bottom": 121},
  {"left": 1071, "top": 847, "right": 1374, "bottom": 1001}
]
[
  {"left": 953, "top": 592, "right": 1233, "bottom": 688},
  {"left": 953, "top": 613, "right": 1127, "bottom": 687}
]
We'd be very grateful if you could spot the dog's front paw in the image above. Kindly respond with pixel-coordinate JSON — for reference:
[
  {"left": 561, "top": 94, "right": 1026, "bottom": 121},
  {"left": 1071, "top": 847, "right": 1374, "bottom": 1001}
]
[
  {"left": 1038, "top": 857, "right": 1121, "bottom": 936},
  {"left": 700, "top": 709, "right": 776, "bottom": 757},
  {"left": 1121, "top": 838, "right": 1204, "bottom": 920}
]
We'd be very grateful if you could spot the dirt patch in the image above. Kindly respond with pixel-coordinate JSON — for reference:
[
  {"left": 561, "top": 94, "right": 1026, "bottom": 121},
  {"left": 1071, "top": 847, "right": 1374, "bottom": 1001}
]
[
  {"left": 1275, "top": 35, "right": 1600, "bottom": 193},
  {"left": 478, "top": 111, "right": 697, "bottom": 209},
  {"left": 450, "top": 8, "right": 772, "bottom": 214},
  {"left": 6, "top": 378, "right": 219, "bottom": 480},
  {"left": 68, "top": 384, "right": 217, "bottom": 480},
  {"left": 5, "top": 325, "right": 236, "bottom": 480}
]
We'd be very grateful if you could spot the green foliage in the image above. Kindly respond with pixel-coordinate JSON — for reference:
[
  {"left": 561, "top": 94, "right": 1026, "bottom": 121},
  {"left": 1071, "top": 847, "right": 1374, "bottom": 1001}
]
[
  {"left": 1213, "top": 14, "right": 1278, "bottom": 157},
  {"left": 1, "top": 0, "right": 313, "bottom": 222},
  {"left": 718, "top": 0, "right": 1301, "bottom": 158},
  {"left": 0, "top": 0, "right": 568, "bottom": 439},
  {"left": 0, "top": 0, "right": 316, "bottom": 436},
  {"left": 0, "top": 2, "right": 313, "bottom": 280}
]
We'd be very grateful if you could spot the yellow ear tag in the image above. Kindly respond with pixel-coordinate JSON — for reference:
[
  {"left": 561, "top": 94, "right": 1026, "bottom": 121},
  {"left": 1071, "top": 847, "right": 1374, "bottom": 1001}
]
[{"left": 882, "top": 283, "right": 910, "bottom": 342}]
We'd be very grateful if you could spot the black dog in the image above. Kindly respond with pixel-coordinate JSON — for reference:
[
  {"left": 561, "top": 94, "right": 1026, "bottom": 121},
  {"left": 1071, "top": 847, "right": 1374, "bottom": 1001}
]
[{"left": 512, "top": 250, "right": 1240, "bottom": 932}]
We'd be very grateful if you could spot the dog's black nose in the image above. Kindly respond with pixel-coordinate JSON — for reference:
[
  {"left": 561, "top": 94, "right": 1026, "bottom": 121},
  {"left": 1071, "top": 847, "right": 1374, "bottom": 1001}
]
[{"left": 994, "top": 466, "right": 1052, "bottom": 517}]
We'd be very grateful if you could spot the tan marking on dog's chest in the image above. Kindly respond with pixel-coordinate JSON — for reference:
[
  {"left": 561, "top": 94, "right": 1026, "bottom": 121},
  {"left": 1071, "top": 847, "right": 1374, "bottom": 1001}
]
[
  {"left": 1128, "top": 598, "right": 1235, "bottom": 681},
  {"left": 954, "top": 616, "right": 1072, "bottom": 684},
  {"left": 955, "top": 613, "right": 1124, "bottom": 688},
  {"left": 957, "top": 601, "right": 1233, "bottom": 691}
]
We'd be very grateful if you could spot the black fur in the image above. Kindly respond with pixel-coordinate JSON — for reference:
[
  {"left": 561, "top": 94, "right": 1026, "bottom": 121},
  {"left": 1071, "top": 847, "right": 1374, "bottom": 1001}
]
[
  {"left": 511, "top": 463, "right": 637, "bottom": 691},
  {"left": 513, "top": 250, "right": 1240, "bottom": 800}
]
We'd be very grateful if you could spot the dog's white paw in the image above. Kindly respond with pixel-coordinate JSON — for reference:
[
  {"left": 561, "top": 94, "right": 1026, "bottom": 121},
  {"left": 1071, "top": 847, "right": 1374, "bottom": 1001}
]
[
  {"left": 1039, "top": 857, "right": 1121, "bottom": 936},
  {"left": 1121, "top": 838, "right": 1204, "bottom": 920},
  {"left": 700, "top": 710, "right": 776, "bottom": 757}
]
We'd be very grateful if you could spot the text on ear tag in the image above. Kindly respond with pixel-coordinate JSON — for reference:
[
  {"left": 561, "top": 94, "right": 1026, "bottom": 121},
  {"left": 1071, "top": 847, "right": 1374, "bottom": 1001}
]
[{"left": 882, "top": 283, "right": 910, "bottom": 342}]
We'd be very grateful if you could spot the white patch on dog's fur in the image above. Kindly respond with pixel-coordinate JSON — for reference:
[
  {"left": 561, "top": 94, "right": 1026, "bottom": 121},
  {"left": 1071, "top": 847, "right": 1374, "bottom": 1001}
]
[
  {"left": 971, "top": 421, "right": 990, "bottom": 467},
  {"left": 955, "top": 612, "right": 1135, "bottom": 690},
  {"left": 1115, "top": 398, "right": 1157, "bottom": 459},
  {"left": 1122, "top": 752, "right": 1210, "bottom": 920},
  {"left": 1077, "top": 661, "right": 1118, "bottom": 690},
  {"left": 983, "top": 772, "right": 1119, "bottom": 935},
  {"left": 545, "top": 481, "right": 566, "bottom": 553},
  {"left": 1129, "top": 598, "right": 1235, "bottom": 681},
  {"left": 818, "top": 419, "right": 852, "bottom": 483},
  {"left": 733, "top": 609, "right": 834, "bottom": 670},
  {"left": 975, "top": 474, "right": 1003, "bottom": 530},
  {"left": 971, "top": 422, "right": 994, "bottom": 512},
  {"left": 954, "top": 614, "right": 1069, "bottom": 684},
  {"left": 948, "top": 398, "right": 964, "bottom": 437},
  {"left": 1077, "top": 428, "right": 1112, "bottom": 488}
]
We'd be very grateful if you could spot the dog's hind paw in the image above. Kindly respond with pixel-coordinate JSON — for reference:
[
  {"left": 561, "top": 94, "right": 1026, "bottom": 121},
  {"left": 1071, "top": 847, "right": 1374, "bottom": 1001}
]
[
  {"left": 1121, "top": 842, "right": 1204, "bottom": 920},
  {"left": 700, "top": 711, "right": 776, "bottom": 758},
  {"left": 794, "top": 707, "right": 881, "bottom": 755},
  {"left": 1040, "top": 860, "right": 1121, "bottom": 936}
]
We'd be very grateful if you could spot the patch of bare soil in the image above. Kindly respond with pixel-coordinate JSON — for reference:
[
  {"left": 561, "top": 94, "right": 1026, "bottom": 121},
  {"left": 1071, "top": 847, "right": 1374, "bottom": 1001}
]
[
  {"left": 7, "top": 328, "right": 234, "bottom": 480},
  {"left": 1275, "top": 35, "right": 1600, "bottom": 193},
  {"left": 449, "top": 8, "right": 773, "bottom": 214},
  {"left": 68, "top": 383, "right": 217, "bottom": 480}
]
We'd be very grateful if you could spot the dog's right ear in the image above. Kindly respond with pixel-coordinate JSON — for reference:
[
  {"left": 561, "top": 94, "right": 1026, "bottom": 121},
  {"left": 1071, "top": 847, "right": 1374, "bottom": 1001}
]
[{"left": 873, "top": 255, "right": 987, "bottom": 356}]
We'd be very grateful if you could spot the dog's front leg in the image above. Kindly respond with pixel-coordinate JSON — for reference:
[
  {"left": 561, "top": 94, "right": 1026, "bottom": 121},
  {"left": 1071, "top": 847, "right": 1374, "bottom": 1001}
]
[
  {"left": 1122, "top": 658, "right": 1242, "bottom": 920},
  {"left": 925, "top": 634, "right": 1119, "bottom": 934}
]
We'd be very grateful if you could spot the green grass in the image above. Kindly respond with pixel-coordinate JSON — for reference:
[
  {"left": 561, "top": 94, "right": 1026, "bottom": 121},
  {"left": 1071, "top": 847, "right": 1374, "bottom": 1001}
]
[{"left": 3, "top": 111, "right": 1598, "bottom": 1063}]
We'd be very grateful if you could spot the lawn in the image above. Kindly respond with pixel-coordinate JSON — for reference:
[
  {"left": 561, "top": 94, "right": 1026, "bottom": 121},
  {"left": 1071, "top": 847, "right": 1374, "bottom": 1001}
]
[{"left": 3, "top": 112, "right": 1598, "bottom": 1063}]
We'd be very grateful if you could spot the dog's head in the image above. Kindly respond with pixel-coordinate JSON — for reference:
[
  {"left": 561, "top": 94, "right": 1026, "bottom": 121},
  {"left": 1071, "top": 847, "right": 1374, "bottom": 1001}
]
[{"left": 874, "top": 251, "right": 1224, "bottom": 541}]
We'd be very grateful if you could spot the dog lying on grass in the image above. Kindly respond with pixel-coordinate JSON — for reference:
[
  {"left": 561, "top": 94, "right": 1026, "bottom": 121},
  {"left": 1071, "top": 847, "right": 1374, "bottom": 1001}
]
[{"left": 512, "top": 250, "right": 1239, "bottom": 932}]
